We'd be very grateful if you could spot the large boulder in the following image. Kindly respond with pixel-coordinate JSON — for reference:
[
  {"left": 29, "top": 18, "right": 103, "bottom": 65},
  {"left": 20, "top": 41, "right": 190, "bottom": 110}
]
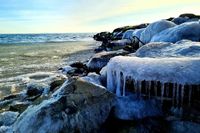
[
  {"left": 13, "top": 78, "right": 115, "bottom": 133},
  {"left": 140, "top": 20, "right": 176, "bottom": 44},
  {"left": 86, "top": 50, "right": 128, "bottom": 72},
  {"left": 151, "top": 21, "right": 200, "bottom": 43}
]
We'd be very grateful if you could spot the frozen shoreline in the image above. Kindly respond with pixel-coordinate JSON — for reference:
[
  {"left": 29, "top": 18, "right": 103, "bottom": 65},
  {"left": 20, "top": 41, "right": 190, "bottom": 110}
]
[{"left": 0, "top": 41, "right": 95, "bottom": 97}]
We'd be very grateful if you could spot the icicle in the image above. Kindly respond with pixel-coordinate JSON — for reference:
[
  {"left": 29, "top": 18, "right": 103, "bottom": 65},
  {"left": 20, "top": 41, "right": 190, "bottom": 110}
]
[
  {"left": 135, "top": 80, "right": 138, "bottom": 93},
  {"left": 138, "top": 80, "right": 142, "bottom": 98},
  {"left": 166, "top": 83, "right": 169, "bottom": 97},
  {"left": 161, "top": 83, "right": 165, "bottom": 104},
  {"left": 107, "top": 69, "right": 114, "bottom": 91},
  {"left": 148, "top": 81, "right": 151, "bottom": 98},
  {"left": 172, "top": 83, "right": 176, "bottom": 107},
  {"left": 176, "top": 84, "right": 180, "bottom": 107},
  {"left": 116, "top": 72, "right": 121, "bottom": 96},
  {"left": 154, "top": 81, "right": 157, "bottom": 97},
  {"left": 188, "top": 85, "right": 192, "bottom": 107},
  {"left": 122, "top": 75, "right": 126, "bottom": 96},
  {"left": 181, "top": 84, "right": 185, "bottom": 107},
  {"left": 145, "top": 81, "right": 148, "bottom": 94}
]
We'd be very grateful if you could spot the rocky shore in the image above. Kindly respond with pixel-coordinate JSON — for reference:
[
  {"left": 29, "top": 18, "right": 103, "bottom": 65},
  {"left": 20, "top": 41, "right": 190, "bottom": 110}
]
[{"left": 1, "top": 13, "right": 200, "bottom": 133}]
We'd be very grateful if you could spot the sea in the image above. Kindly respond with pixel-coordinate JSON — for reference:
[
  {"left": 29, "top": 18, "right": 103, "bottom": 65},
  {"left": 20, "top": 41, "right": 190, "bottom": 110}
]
[{"left": 0, "top": 33, "right": 96, "bottom": 97}]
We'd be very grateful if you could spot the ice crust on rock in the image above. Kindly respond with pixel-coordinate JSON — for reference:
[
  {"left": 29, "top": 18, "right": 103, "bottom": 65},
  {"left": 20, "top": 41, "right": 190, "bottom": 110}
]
[
  {"left": 136, "top": 40, "right": 200, "bottom": 57},
  {"left": 151, "top": 21, "right": 200, "bottom": 43},
  {"left": 106, "top": 56, "right": 200, "bottom": 97},
  {"left": 122, "top": 30, "right": 135, "bottom": 39},
  {"left": 140, "top": 20, "right": 176, "bottom": 44}
]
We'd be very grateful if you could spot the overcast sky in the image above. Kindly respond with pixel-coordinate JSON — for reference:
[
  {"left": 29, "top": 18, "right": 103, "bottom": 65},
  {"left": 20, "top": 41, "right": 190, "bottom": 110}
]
[{"left": 0, "top": 0, "right": 199, "bottom": 33}]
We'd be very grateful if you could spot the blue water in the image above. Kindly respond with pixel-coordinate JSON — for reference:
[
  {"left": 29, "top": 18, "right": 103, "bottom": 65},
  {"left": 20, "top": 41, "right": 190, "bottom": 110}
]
[{"left": 0, "top": 33, "right": 94, "bottom": 44}]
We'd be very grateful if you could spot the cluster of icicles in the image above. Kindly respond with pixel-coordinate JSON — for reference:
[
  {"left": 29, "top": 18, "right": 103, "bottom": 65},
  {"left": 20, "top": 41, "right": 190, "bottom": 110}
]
[{"left": 107, "top": 70, "right": 198, "bottom": 107}]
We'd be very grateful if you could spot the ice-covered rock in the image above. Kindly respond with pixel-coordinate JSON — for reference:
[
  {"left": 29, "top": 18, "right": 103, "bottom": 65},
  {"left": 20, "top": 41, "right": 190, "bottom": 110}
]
[
  {"left": 136, "top": 40, "right": 200, "bottom": 57},
  {"left": 107, "top": 56, "right": 200, "bottom": 89},
  {"left": 13, "top": 78, "right": 115, "bottom": 133},
  {"left": 106, "top": 56, "right": 200, "bottom": 106},
  {"left": 140, "top": 20, "right": 176, "bottom": 44},
  {"left": 80, "top": 73, "right": 103, "bottom": 87},
  {"left": 122, "top": 30, "right": 135, "bottom": 39},
  {"left": 86, "top": 50, "right": 128, "bottom": 72},
  {"left": 59, "top": 65, "right": 76, "bottom": 75},
  {"left": 132, "top": 28, "right": 145, "bottom": 39},
  {"left": 0, "top": 111, "right": 19, "bottom": 126},
  {"left": 172, "top": 17, "right": 190, "bottom": 25},
  {"left": 151, "top": 21, "right": 200, "bottom": 43},
  {"left": 114, "top": 95, "right": 162, "bottom": 120}
]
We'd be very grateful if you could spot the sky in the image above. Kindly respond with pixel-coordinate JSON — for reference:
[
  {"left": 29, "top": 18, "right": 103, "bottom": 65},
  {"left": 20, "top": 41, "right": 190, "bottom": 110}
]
[{"left": 0, "top": 0, "right": 199, "bottom": 33}]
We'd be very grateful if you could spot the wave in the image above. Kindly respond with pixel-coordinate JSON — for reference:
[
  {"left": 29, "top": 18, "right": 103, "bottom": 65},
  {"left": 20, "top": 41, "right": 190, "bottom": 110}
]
[{"left": 0, "top": 33, "right": 94, "bottom": 44}]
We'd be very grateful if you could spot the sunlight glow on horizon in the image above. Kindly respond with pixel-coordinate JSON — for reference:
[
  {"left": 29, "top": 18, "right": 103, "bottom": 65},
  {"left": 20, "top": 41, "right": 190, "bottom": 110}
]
[{"left": 0, "top": 0, "right": 199, "bottom": 33}]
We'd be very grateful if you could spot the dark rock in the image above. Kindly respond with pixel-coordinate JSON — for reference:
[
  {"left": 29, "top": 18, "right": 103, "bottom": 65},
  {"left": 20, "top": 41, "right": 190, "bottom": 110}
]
[
  {"left": 93, "top": 32, "right": 113, "bottom": 43},
  {"left": 112, "top": 23, "right": 148, "bottom": 40},
  {"left": 87, "top": 50, "right": 128, "bottom": 73},
  {"left": 49, "top": 78, "right": 65, "bottom": 92},
  {"left": 166, "top": 17, "right": 175, "bottom": 21},
  {"left": 123, "top": 45, "right": 136, "bottom": 52},
  {"left": 113, "top": 23, "right": 148, "bottom": 34},
  {"left": 69, "top": 61, "right": 87, "bottom": 69},
  {"left": 179, "top": 13, "right": 200, "bottom": 19},
  {"left": 13, "top": 78, "right": 115, "bottom": 133},
  {"left": 9, "top": 102, "right": 31, "bottom": 113},
  {"left": 26, "top": 82, "right": 49, "bottom": 97},
  {"left": 2, "top": 95, "right": 17, "bottom": 101},
  {"left": 94, "top": 46, "right": 105, "bottom": 53}
]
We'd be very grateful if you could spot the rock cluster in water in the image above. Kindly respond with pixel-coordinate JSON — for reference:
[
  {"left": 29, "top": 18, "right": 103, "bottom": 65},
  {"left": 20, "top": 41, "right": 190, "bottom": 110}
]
[{"left": 0, "top": 13, "right": 200, "bottom": 133}]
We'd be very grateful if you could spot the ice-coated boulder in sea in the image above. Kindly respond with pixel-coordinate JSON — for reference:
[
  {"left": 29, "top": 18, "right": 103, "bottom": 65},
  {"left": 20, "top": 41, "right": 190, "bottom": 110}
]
[
  {"left": 151, "top": 21, "right": 200, "bottom": 43},
  {"left": 122, "top": 29, "right": 135, "bottom": 39},
  {"left": 13, "top": 78, "right": 115, "bottom": 133},
  {"left": 140, "top": 20, "right": 176, "bottom": 44},
  {"left": 136, "top": 40, "right": 200, "bottom": 57},
  {"left": 105, "top": 56, "right": 200, "bottom": 110}
]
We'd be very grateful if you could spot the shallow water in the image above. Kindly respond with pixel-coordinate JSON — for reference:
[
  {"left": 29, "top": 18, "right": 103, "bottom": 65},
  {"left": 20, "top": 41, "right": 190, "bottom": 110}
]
[{"left": 0, "top": 41, "right": 95, "bottom": 97}]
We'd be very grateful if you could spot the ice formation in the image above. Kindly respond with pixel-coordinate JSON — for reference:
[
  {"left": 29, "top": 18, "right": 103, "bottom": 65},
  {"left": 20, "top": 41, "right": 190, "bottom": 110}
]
[
  {"left": 136, "top": 40, "right": 200, "bottom": 57},
  {"left": 151, "top": 21, "right": 200, "bottom": 43},
  {"left": 140, "top": 20, "right": 176, "bottom": 44},
  {"left": 122, "top": 30, "right": 135, "bottom": 39},
  {"left": 106, "top": 56, "right": 200, "bottom": 107}
]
